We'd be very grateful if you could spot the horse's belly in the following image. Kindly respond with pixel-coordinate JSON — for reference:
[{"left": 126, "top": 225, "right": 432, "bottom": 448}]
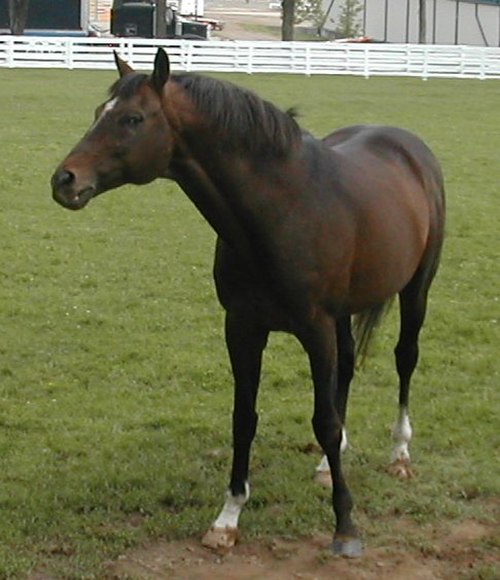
[{"left": 346, "top": 227, "right": 428, "bottom": 312}]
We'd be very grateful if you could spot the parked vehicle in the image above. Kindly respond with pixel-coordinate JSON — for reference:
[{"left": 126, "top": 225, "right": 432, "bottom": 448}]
[{"left": 111, "top": 0, "right": 209, "bottom": 39}]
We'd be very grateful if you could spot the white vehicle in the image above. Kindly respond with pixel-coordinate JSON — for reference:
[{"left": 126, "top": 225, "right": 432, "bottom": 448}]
[{"left": 169, "top": 0, "right": 204, "bottom": 17}]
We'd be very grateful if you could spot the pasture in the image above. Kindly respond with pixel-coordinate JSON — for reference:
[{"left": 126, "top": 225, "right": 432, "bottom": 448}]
[{"left": 0, "top": 67, "right": 498, "bottom": 578}]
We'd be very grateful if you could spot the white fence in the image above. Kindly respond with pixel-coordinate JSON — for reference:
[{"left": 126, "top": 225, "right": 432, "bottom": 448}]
[{"left": 1, "top": 35, "right": 500, "bottom": 79}]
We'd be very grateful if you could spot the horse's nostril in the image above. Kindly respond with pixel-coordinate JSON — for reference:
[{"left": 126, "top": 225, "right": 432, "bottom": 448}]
[
  {"left": 61, "top": 169, "right": 75, "bottom": 186},
  {"left": 53, "top": 169, "right": 75, "bottom": 189}
]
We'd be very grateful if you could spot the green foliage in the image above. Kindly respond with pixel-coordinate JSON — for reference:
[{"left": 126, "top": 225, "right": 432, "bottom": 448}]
[
  {"left": 294, "top": 0, "right": 324, "bottom": 27},
  {"left": 334, "top": 0, "right": 364, "bottom": 38},
  {"left": 0, "top": 68, "right": 498, "bottom": 577}
]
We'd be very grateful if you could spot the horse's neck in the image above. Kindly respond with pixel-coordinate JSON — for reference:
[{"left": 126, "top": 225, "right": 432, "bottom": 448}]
[
  {"left": 169, "top": 149, "right": 255, "bottom": 261},
  {"left": 165, "top": 86, "right": 299, "bottom": 260}
]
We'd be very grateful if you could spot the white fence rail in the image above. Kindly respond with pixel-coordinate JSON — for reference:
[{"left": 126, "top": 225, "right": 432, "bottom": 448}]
[{"left": 1, "top": 36, "right": 500, "bottom": 79}]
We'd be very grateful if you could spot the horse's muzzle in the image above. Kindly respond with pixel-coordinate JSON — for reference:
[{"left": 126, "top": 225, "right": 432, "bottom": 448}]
[{"left": 51, "top": 168, "right": 95, "bottom": 210}]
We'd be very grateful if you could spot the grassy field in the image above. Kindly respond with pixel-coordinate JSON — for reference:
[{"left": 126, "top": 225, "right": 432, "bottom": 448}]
[{"left": 0, "top": 67, "right": 499, "bottom": 577}]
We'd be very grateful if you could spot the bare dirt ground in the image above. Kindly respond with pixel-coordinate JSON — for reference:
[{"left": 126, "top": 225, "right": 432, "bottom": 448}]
[
  {"left": 103, "top": 4, "right": 500, "bottom": 578},
  {"left": 106, "top": 518, "right": 499, "bottom": 579},
  {"left": 205, "top": 0, "right": 282, "bottom": 41}
]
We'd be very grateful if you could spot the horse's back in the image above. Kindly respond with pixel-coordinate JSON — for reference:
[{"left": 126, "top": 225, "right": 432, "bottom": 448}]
[{"left": 323, "top": 124, "right": 444, "bottom": 203}]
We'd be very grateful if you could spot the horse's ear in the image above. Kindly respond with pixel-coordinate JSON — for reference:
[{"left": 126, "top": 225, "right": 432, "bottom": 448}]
[
  {"left": 114, "top": 51, "right": 134, "bottom": 77},
  {"left": 151, "top": 48, "right": 171, "bottom": 96}
]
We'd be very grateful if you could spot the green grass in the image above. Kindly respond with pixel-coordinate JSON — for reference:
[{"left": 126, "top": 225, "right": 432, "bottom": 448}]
[
  {"left": 240, "top": 23, "right": 281, "bottom": 38},
  {"left": 0, "top": 68, "right": 499, "bottom": 577}
]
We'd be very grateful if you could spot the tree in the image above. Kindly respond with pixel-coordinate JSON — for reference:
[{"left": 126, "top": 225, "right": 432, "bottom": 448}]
[
  {"left": 281, "top": 0, "right": 295, "bottom": 41},
  {"left": 155, "top": 0, "right": 167, "bottom": 38},
  {"left": 418, "top": 0, "right": 426, "bottom": 43},
  {"left": 294, "top": 0, "right": 324, "bottom": 29},
  {"left": 334, "top": 0, "right": 363, "bottom": 39},
  {"left": 282, "top": 0, "right": 325, "bottom": 40},
  {"left": 9, "top": 0, "right": 29, "bottom": 35}
]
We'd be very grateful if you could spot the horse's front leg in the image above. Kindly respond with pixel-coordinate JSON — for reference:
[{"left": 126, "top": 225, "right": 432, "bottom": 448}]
[
  {"left": 301, "top": 317, "right": 362, "bottom": 558},
  {"left": 315, "top": 316, "right": 354, "bottom": 487},
  {"left": 202, "top": 309, "right": 268, "bottom": 551}
]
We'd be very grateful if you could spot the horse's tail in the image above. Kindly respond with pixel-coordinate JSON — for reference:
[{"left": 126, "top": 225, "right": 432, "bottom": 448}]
[{"left": 353, "top": 299, "right": 394, "bottom": 365}]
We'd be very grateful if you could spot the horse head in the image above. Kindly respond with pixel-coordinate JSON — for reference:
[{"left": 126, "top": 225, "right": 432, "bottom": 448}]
[{"left": 51, "top": 48, "right": 172, "bottom": 210}]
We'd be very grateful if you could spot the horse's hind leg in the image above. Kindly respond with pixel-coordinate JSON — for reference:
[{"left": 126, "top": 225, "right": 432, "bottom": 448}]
[
  {"left": 202, "top": 309, "right": 268, "bottom": 551},
  {"left": 316, "top": 316, "right": 354, "bottom": 487},
  {"left": 389, "top": 272, "right": 432, "bottom": 479}
]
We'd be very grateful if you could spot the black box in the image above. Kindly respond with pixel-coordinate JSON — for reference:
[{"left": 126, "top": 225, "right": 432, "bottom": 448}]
[{"left": 111, "top": 3, "right": 154, "bottom": 38}]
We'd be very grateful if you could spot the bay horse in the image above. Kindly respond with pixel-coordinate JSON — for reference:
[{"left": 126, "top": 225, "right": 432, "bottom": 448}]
[{"left": 51, "top": 48, "right": 445, "bottom": 557}]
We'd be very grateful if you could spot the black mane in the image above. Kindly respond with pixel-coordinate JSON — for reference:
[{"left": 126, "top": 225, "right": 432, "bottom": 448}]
[
  {"left": 108, "top": 71, "right": 302, "bottom": 158},
  {"left": 173, "top": 74, "right": 301, "bottom": 158}
]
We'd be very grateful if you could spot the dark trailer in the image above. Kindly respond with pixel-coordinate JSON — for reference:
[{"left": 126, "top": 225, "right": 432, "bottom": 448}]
[
  {"left": 111, "top": 0, "right": 208, "bottom": 39},
  {"left": 0, "top": 0, "right": 88, "bottom": 35}
]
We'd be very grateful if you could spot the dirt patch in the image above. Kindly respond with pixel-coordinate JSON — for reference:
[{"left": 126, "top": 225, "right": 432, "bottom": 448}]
[
  {"left": 105, "top": 519, "right": 499, "bottom": 579},
  {"left": 205, "top": 1, "right": 282, "bottom": 41}
]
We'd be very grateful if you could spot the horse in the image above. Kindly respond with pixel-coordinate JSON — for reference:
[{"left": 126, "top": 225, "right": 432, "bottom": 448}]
[{"left": 51, "top": 48, "right": 445, "bottom": 557}]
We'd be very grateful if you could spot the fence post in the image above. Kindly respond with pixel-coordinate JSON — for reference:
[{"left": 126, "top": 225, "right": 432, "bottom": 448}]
[
  {"left": 7, "top": 36, "right": 14, "bottom": 68},
  {"left": 247, "top": 44, "right": 253, "bottom": 74},
  {"left": 186, "top": 41, "right": 193, "bottom": 72},
  {"left": 362, "top": 45, "right": 368, "bottom": 79},
  {"left": 422, "top": 44, "right": 429, "bottom": 80},
  {"left": 479, "top": 47, "right": 486, "bottom": 80},
  {"left": 65, "top": 38, "right": 73, "bottom": 69},
  {"left": 126, "top": 40, "right": 134, "bottom": 68}
]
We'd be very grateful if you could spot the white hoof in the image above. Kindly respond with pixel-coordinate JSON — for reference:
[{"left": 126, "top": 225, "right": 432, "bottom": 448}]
[
  {"left": 314, "top": 468, "right": 333, "bottom": 488},
  {"left": 387, "top": 458, "right": 415, "bottom": 480},
  {"left": 202, "top": 526, "right": 239, "bottom": 553}
]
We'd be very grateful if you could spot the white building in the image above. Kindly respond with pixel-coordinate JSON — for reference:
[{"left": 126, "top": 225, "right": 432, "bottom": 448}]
[{"left": 324, "top": 0, "right": 500, "bottom": 46}]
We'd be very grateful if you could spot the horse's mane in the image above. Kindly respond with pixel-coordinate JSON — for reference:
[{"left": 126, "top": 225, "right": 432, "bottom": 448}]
[
  {"left": 172, "top": 74, "right": 301, "bottom": 157},
  {"left": 108, "top": 71, "right": 302, "bottom": 158}
]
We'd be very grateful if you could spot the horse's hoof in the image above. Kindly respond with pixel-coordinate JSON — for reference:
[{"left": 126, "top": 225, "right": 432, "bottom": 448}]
[
  {"left": 314, "top": 469, "right": 333, "bottom": 488},
  {"left": 387, "top": 458, "right": 415, "bottom": 479},
  {"left": 331, "top": 536, "right": 363, "bottom": 558},
  {"left": 202, "top": 526, "right": 239, "bottom": 553}
]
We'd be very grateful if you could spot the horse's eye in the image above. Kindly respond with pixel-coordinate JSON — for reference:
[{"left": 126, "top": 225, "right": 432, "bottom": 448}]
[{"left": 122, "top": 114, "right": 144, "bottom": 127}]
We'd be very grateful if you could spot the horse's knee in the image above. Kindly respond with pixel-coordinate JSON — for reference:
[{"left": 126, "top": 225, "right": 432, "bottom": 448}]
[{"left": 312, "top": 415, "right": 342, "bottom": 452}]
